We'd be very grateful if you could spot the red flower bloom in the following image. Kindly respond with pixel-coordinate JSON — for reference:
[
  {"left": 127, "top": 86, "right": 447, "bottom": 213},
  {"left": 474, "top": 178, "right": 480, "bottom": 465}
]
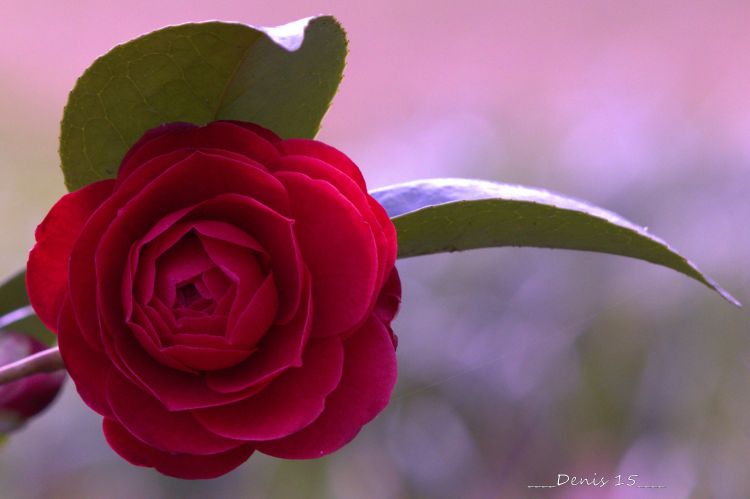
[{"left": 26, "top": 121, "right": 400, "bottom": 479}]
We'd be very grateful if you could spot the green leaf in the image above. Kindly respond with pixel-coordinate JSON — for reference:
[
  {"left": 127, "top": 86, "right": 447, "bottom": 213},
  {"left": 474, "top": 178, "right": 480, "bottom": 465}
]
[
  {"left": 0, "top": 271, "right": 30, "bottom": 316},
  {"left": 371, "top": 178, "right": 740, "bottom": 306},
  {"left": 0, "top": 271, "right": 55, "bottom": 346},
  {"left": 60, "top": 15, "right": 347, "bottom": 191}
]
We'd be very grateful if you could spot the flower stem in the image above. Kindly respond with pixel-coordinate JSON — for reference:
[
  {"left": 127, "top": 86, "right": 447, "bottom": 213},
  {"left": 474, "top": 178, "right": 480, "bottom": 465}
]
[{"left": 0, "top": 347, "right": 65, "bottom": 385}]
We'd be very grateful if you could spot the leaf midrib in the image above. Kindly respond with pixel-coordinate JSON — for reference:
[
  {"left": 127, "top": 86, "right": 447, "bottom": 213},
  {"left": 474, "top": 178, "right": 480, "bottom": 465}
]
[{"left": 209, "top": 29, "right": 260, "bottom": 121}]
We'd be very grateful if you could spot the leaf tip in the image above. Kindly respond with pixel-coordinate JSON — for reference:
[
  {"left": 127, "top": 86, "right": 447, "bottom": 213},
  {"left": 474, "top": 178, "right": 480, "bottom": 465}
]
[{"left": 705, "top": 279, "right": 742, "bottom": 308}]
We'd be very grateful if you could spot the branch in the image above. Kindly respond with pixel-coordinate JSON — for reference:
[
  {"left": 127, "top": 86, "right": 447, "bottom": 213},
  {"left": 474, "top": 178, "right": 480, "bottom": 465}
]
[{"left": 0, "top": 347, "right": 65, "bottom": 385}]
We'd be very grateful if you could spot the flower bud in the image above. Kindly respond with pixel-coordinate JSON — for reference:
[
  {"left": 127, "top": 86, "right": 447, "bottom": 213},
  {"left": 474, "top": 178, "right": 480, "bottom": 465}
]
[{"left": 0, "top": 332, "right": 65, "bottom": 433}]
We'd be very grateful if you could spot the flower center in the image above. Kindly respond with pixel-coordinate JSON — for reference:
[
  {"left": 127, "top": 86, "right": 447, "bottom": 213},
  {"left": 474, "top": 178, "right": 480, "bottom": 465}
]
[
  {"left": 125, "top": 220, "right": 279, "bottom": 373},
  {"left": 176, "top": 281, "right": 201, "bottom": 308}
]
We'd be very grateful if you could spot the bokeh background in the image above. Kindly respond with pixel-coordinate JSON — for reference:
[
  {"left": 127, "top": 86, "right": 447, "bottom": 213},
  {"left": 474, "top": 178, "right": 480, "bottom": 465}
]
[{"left": 1, "top": 0, "right": 749, "bottom": 497}]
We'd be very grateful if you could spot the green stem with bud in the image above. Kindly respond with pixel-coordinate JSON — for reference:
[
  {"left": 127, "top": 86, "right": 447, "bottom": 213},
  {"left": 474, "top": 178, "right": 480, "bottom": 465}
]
[
  {"left": 0, "top": 307, "right": 66, "bottom": 385},
  {"left": 0, "top": 346, "right": 64, "bottom": 385}
]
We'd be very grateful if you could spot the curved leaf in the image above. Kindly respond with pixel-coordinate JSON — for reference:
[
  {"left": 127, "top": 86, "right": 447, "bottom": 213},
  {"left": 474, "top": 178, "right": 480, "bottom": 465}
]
[
  {"left": 0, "top": 271, "right": 29, "bottom": 316},
  {"left": 0, "top": 271, "right": 55, "bottom": 346},
  {"left": 371, "top": 178, "right": 739, "bottom": 306},
  {"left": 60, "top": 15, "right": 347, "bottom": 191}
]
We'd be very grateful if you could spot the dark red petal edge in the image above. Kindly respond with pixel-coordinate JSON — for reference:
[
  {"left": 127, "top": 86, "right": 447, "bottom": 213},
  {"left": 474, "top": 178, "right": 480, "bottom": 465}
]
[
  {"left": 57, "top": 298, "right": 114, "bottom": 418},
  {"left": 27, "top": 180, "right": 115, "bottom": 331},
  {"left": 277, "top": 139, "right": 367, "bottom": 190},
  {"left": 103, "top": 419, "right": 255, "bottom": 480},
  {"left": 256, "top": 316, "right": 397, "bottom": 458}
]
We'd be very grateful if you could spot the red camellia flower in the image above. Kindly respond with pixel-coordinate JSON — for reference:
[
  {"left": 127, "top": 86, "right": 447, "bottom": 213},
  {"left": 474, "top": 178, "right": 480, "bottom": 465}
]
[{"left": 26, "top": 121, "right": 400, "bottom": 479}]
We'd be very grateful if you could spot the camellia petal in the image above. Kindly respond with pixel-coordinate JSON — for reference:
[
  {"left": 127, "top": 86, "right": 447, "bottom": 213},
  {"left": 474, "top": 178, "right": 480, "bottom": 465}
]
[
  {"left": 56, "top": 299, "right": 114, "bottom": 418},
  {"left": 222, "top": 120, "right": 283, "bottom": 145},
  {"left": 106, "top": 371, "right": 246, "bottom": 455},
  {"left": 226, "top": 274, "right": 278, "bottom": 349},
  {"left": 117, "top": 122, "right": 195, "bottom": 182},
  {"left": 117, "top": 121, "right": 280, "bottom": 185},
  {"left": 277, "top": 171, "right": 379, "bottom": 337},
  {"left": 194, "top": 337, "right": 344, "bottom": 441},
  {"left": 277, "top": 139, "right": 367, "bottom": 191},
  {"left": 275, "top": 155, "right": 394, "bottom": 296},
  {"left": 159, "top": 344, "right": 255, "bottom": 371},
  {"left": 257, "top": 316, "right": 397, "bottom": 458},
  {"left": 106, "top": 330, "right": 263, "bottom": 410},
  {"left": 27, "top": 179, "right": 114, "bottom": 331},
  {"left": 205, "top": 273, "right": 313, "bottom": 394},
  {"left": 126, "top": 318, "right": 191, "bottom": 373},
  {"left": 374, "top": 268, "right": 402, "bottom": 326},
  {"left": 368, "top": 195, "right": 399, "bottom": 291},
  {"left": 103, "top": 418, "right": 256, "bottom": 480}
]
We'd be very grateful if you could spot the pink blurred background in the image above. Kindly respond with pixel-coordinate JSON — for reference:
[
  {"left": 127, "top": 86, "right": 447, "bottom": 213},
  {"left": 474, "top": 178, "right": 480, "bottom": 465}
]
[{"left": 1, "top": 1, "right": 749, "bottom": 497}]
